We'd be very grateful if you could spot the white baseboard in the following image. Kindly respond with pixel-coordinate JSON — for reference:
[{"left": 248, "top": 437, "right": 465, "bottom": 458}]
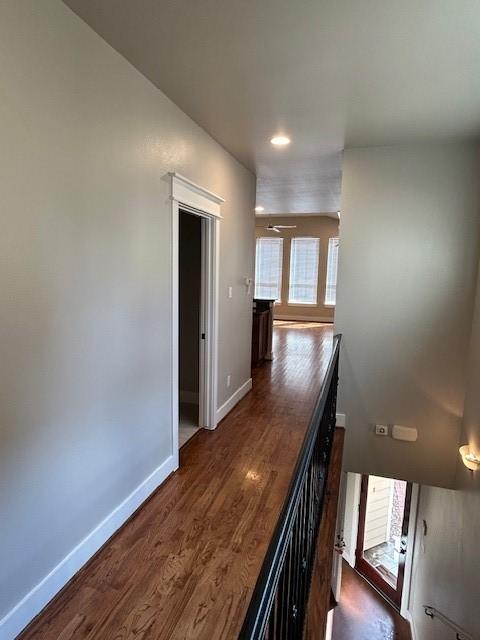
[
  {"left": 336, "top": 413, "right": 346, "bottom": 427},
  {"left": 179, "top": 390, "right": 199, "bottom": 405},
  {"left": 405, "top": 610, "right": 417, "bottom": 640},
  {"left": 325, "top": 609, "right": 334, "bottom": 640},
  {"left": 215, "top": 378, "right": 252, "bottom": 424},
  {"left": 0, "top": 455, "right": 177, "bottom": 640},
  {"left": 274, "top": 314, "right": 334, "bottom": 323}
]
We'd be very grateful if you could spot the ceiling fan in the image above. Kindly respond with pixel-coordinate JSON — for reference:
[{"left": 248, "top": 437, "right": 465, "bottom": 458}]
[{"left": 264, "top": 223, "right": 297, "bottom": 233}]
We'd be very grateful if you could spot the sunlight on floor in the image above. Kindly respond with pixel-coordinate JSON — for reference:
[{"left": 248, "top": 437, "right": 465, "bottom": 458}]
[{"left": 274, "top": 320, "right": 334, "bottom": 329}]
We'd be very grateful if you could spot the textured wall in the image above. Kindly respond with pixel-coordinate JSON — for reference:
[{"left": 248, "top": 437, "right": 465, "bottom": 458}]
[
  {"left": 408, "top": 264, "right": 480, "bottom": 640},
  {"left": 336, "top": 143, "right": 480, "bottom": 488},
  {"left": 0, "top": 0, "right": 255, "bottom": 621}
]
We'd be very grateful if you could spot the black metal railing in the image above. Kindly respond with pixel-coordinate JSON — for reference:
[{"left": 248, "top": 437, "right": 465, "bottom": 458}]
[{"left": 239, "top": 334, "right": 341, "bottom": 640}]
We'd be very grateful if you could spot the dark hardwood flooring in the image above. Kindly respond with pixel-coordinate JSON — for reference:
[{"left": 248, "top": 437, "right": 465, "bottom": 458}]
[
  {"left": 332, "top": 561, "right": 412, "bottom": 640},
  {"left": 18, "top": 322, "right": 334, "bottom": 640}
]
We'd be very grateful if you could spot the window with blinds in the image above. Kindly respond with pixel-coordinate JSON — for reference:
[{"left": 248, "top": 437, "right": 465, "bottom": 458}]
[
  {"left": 288, "top": 237, "right": 320, "bottom": 305},
  {"left": 254, "top": 237, "right": 283, "bottom": 301},
  {"left": 325, "top": 237, "right": 339, "bottom": 305}
]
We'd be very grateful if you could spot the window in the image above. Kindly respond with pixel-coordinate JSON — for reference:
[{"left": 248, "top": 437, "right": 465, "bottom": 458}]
[
  {"left": 255, "top": 237, "right": 283, "bottom": 301},
  {"left": 325, "top": 237, "right": 339, "bottom": 305},
  {"left": 288, "top": 237, "right": 320, "bottom": 305}
]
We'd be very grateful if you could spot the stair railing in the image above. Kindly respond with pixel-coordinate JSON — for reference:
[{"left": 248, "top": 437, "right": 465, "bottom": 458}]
[
  {"left": 423, "top": 606, "right": 474, "bottom": 640},
  {"left": 239, "top": 334, "right": 341, "bottom": 640}
]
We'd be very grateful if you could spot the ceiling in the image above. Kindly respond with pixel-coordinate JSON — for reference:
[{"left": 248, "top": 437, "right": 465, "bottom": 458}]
[{"left": 64, "top": 0, "right": 480, "bottom": 215}]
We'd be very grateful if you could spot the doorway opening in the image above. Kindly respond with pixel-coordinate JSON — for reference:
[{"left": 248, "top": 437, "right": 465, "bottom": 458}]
[
  {"left": 178, "top": 210, "right": 203, "bottom": 448},
  {"left": 170, "top": 172, "right": 223, "bottom": 465},
  {"left": 355, "top": 475, "right": 413, "bottom": 608}
]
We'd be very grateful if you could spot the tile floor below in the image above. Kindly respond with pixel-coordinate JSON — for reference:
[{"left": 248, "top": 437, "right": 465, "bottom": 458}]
[{"left": 364, "top": 541, "right": 399, "bottom": 586}]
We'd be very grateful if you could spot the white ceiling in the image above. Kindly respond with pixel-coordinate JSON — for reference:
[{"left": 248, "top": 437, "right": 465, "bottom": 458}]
[{"left": 64, "top": 0, "right": 480, "bottom": 214}]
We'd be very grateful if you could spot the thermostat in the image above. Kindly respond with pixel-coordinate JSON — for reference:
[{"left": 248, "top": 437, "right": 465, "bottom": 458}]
[{"left": 392, "top": 424, "right": 418, "bottom": 442}]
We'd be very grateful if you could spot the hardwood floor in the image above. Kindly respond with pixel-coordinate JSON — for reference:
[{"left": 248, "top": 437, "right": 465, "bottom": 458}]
[
  {"left": 332, "top": 561, "right": 412, "bottom": 640},
  {"left": 18, "top": 322, "right": 334, "bottom": 640}
]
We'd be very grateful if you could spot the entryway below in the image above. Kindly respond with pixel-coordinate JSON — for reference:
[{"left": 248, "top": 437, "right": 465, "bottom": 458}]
[
  {"left": 332, "top": 560, "right": 411, "bottom": 640},
  {"left": 355, "top": 475, "right": 412, "bottom": 607}
]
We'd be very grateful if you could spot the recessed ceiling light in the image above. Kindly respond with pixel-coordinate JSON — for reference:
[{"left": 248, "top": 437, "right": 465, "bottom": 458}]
[
  {"left": 270, "top": 135, "right": 291, "bottom": 147},
  {"left": 255, "top": 205, "right": 265, "bottom": 213}
]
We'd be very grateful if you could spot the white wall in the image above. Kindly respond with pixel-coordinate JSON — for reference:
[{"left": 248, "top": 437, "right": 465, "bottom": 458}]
[
  {"left": 407, "top": 265, "right": 480, "bottom": 640},
  {"left": 0, "top": 0, "right": 255, "bottom": 635},
  {"left": 336, "top": 143, "right": 480, "bottom": 489}
]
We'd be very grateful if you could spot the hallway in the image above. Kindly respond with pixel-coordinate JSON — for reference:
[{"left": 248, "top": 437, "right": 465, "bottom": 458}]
[
  {"left": 18, "top": 322, "right": 334, "bottom": 640},
  {"left": 332, "top": 561, "right": 411, "bottom": 640}
]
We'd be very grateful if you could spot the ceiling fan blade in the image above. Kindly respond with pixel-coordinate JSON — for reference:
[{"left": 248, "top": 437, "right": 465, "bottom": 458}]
[{"left": 265, "top": 224, "right": 281, "bottom": 232}]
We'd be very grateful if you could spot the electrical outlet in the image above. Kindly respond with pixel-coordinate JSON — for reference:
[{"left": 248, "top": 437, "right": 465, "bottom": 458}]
[
  {"left": 226, "top": 375, "right": 231, "bottom": 388},
  {"left": 375, "top": 424, "right": 389, "bottom": 436}
]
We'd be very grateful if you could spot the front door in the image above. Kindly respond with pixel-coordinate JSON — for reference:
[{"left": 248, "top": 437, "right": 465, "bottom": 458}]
[{"left": 355, "top": 475, "right": 412, "bottom": 608}]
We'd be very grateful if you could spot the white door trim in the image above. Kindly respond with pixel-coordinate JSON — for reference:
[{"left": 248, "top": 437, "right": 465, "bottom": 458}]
[
  {"left": 170, "top": 173, "right": 223, "bottom": 465},
  {"left": 171, "top": 172, "right": 224, "bottom": 218},
  {"left": 401, "top": 483, "right": 420, "bottom": 619}
]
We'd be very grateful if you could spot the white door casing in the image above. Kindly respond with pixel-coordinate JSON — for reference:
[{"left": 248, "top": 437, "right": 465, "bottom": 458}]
[{"left": 170, "top": 172, "right": 224, "bottom": 466}]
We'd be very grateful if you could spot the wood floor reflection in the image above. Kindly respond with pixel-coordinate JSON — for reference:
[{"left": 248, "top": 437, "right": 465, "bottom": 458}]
[
  {"left": 332, "top": 561, "right": 412, "bottom": 640},
  {"left": 19, "top": 322, "right": 334, "bottom": 640}
]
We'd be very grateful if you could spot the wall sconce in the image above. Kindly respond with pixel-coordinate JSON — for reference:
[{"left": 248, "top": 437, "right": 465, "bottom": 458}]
[{"left": 459, "top": 444, "right": 480, "bottom": 471}]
